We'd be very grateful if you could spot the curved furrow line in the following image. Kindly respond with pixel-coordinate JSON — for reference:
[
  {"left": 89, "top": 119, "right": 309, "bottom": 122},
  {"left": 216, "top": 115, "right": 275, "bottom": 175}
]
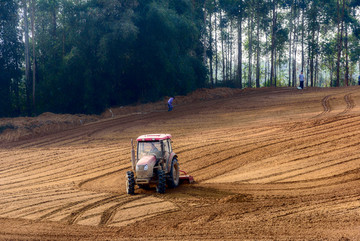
[
  {"left": 62, "top": 195, "right": 143, "bottom": 225},
  {"left": 337, "top": 93, "right": 355, "bottom": 116},
  {"left": 0, "top": 151, "right": 124, "bottom": 183},
  {"left": 0, "top": 192, "right": 100, "bottom": 217},
  {"left": 0, "top": 146, "right": 122, "bottom": 170},
  {"left": 239, "top": 154, "right": 360, "bottom": 184},
  {"left": 192, "top": 133, "right": 360, "bottom": 183},
  {"left": 175, "top": 128, "right": 279, "bottom": 156},
  {"left": 1, "top": 146, "right": 126, "bottom": 177},
  {"left": 7, "top": 194, "right": 106, "bottom": 219},
  {"left": 99, "top": 196, "right": 153, "bottom": 226},
  {"left": 181, "top": 115, "right": 360, "bottom": 167},
  {"left": 0, "top": 159, "right": 127, "bottom": 191},
  {"left": 0, "top": 149, "right": 65, "bottom": 170},
  {"left": 313, "top": 95, "right": 332, "bottom": 118},
  {"left": 0, "top": 148, "right": 122, "bottom": 178},
  {"left": 9, "top": 114, "right": 143, "bottom": 149},
  {"left": 107, "top": 200, "right": 179, "bottom": 227},
  {"left": 38, "top": 194, "right": 128, "bottom": 221},
  {"left": 0, "top": 188, "right": 79, "bottom": 205},
  {"left": 273, "top": 194, "right": 360, "bottom": 219},
  {"left": 182, "top": 125, "right": 360, "bottom": 170}
]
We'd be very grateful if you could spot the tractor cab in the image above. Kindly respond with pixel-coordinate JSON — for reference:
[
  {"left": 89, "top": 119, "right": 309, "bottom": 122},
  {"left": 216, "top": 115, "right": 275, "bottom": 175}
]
[{"left": 136, "top": 134, "right": 172, "bottom": 161}]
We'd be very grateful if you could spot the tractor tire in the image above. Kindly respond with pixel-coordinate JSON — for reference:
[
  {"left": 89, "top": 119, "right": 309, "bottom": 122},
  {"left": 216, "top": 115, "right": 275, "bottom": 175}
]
[
  {"left": 167, "top": 158, "right": 180, "bottom": 188},
  {"left": 126, "top": 171, "right": 135, "bottom": 195},
  {"left": 156, "top": 169, "right": 166, "bottom": 194}
]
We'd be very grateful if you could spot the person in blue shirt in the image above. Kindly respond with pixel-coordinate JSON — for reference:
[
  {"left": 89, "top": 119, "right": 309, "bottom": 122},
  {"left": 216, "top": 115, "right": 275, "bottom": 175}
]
[
  {"left": 358, "top": 74, "right": 360, "bottom": 85},
  {"left": 298, "top": 71, "right": 305, "bottom": 89},
  {"left": 168, "top": 97, "right": 175, "bottom": 111}
]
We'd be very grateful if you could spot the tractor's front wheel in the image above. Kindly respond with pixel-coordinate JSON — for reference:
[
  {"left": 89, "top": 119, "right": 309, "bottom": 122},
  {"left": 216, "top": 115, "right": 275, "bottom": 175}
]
[
  {"left": 167, "top": 158, "right": 180, "bottom": 188},
  {"left": 126, "top": 171, "right": 135, "bottom": 195},
  {"left": 156, "top": 169, "right": 166, "bottom": 194}
]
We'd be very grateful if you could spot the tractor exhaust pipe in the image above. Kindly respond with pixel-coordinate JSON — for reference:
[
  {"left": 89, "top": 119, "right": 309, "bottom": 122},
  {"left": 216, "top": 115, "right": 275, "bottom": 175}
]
[{"left": 131, "top": 139, "right": 136, "bottom": 171}]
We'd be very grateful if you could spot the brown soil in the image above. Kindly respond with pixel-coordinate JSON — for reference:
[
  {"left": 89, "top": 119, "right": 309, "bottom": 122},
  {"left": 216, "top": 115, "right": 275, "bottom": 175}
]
[{"left": 0, "top": 87, "right": 359, "bottom": 240}]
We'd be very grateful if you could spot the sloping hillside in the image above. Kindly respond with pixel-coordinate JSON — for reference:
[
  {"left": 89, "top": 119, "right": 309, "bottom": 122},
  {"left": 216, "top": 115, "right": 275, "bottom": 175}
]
[{"left": 1, "top": 87, "right": 359, "bottom": 240}]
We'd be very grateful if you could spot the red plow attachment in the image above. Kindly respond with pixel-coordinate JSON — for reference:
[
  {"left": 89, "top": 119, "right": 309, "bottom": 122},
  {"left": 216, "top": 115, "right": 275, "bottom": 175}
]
[{"left": 179, "top": 170, "right": 194, "bottom": 184}]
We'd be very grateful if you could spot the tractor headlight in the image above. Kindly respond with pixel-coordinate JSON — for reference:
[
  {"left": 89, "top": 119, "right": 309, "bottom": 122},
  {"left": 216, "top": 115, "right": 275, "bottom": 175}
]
[{"left": 144, "top": 164, "right": 148, "bottom": 171}]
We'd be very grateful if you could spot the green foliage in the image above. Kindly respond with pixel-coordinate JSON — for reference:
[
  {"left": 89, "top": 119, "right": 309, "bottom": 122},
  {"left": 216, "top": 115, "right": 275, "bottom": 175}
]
[
  {"left": 0, "top": 0, "right": 22, "bottom": 117},
  {"left": 15, "top": 0, "right": 206, "bottom": 115}
]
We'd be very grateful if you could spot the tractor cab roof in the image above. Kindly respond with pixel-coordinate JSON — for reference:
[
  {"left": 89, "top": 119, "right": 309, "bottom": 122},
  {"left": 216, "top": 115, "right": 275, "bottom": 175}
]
[{"left": 136, "top": 134, "right": 172, "bottom": 142}]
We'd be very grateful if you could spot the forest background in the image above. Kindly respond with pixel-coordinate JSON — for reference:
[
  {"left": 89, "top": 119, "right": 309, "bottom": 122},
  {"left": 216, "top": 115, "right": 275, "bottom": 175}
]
[{"left": 0, "top": 0, "right": 360, "bottom": 117}]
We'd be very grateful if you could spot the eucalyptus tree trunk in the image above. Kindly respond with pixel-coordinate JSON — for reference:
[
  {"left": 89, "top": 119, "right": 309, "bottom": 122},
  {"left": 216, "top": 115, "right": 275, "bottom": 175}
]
[
  {"left": 270, "top": 1, "right": 276, "bottom": 86},
  {"left": 209, "top": 10, "right": 214, "bottom": 86},
  {"left": 203, "top": 0, "right": 207, "bottom": 65},
  {"left": 301, "top": 6, "right": 305, "bottom": 75},
  {"left": 292, "top": 3, "right": 298, "bottom": 87},
  {"left": 336, "top": 0, "right": 345, "bottom": 87},
  {"left": 214, "top": 1, "right": 218, "bottom": 85},
  {"left": 237, "top": 14, "right": 243, "bottom": 88},
  {"left": 248, "top": 14, "right": 253, "bottom": 88},
  {"left": 220, "top": 11, "right": 225, "bottom": 82},
  {"left": 23, "top": 0, "right": 31, "bottom": 115},
  {"left": 315, "top": 28, "right": 319, "bottom": 86},
  {"left": 345, "top": 20, "right": 349, "bottom": 86},
  {"left": 31, "top": 0, "right": 36, "bottom": 112},
  {"left": 255, "top": 4, "right": 260, "bottom": 88},
  {"left": 288, "top": 5, "right": 293, "bottom": 87}
]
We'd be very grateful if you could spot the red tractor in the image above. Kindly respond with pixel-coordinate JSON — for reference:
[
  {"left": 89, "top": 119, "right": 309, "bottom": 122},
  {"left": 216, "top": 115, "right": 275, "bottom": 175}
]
[{"left": 126, "top": 134, "right": 193, "bottom": 194}]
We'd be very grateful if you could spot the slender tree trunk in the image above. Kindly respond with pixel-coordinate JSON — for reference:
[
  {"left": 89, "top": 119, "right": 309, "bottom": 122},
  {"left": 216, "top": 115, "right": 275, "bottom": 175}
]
[
  {"left": 248, "top": 14, "right": 252, "bottom": 88},
  {"left": 310, "top": 21, "right": 315, "bottom": 87},
  {"left": 237, "top": 14, "right": 243, "bottom": 88},
  {"left": 315, "top": 27, "right": 319, "bottom": 86},
  {"left": 255, "top": 5, "right": 260, "bottom": 88},
  {"left": 288, "top": 5, "right": 293, "bottom": 87},
  {"left": 23, "top": 0, "right": 31, "bottom": 115},
  {"left": 301, "top": 6, "right": 305, "bottom": 74},
  {"left": 292, "top": 3, "right": 298, "bottom": 87},
  {"left": 214, "top": 2, "right": 218, "bottom": 85},
  {"left": 336, "top": 0, "right": 344, "bottom": 87},
  {"left": 270, "top": 1, "right": 276, "bottom": 86},
  {"left": 220, "top": 11, "right": 225, "bottom": 82},
  {"left": 230, "top": 22, "right": 233, "bottom": 82},
  {"left": 345, "top": 19, "right": 349, "bottom": 86},
  {"left": 203, "top": 0, "right": 207, "bottom": 65},
  {"left": 31, "top": 0, "right": 36, "bottom": 113},
  {"left": 209, "top": 10, "right": 214, "bottom": 86},
  {"left": 274, "top": 45, "right": 278, "bottom": 87},
  {"left": 265, "top": 33, "right": 268, "bottom": 86}
]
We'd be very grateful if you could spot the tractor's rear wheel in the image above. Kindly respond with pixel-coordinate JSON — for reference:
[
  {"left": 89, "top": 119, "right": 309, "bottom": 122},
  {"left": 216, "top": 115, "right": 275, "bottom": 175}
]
[
  {"left": 126, "top": 171, "right": 135, "bottom": 195},
  {"left": 156, "top": 169, "right": 166, "bottom": 194},
  {"left": 167, "top": 158, "right": 180, "bottom": 188}
]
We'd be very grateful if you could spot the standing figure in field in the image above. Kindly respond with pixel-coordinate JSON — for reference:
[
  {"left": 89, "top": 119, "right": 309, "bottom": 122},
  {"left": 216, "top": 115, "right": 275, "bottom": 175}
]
[
  {"left": 298, "top": 71, "right": 305, "bottom": 89},
  {"left": 168, "top": 96, "right": 175, "bottom": 111}
]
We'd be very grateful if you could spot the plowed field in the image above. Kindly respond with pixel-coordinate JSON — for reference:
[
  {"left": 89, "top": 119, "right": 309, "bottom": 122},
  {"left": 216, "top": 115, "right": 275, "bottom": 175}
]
[{"left": 1, "top": 87, "right": 359, "bottom": 240}]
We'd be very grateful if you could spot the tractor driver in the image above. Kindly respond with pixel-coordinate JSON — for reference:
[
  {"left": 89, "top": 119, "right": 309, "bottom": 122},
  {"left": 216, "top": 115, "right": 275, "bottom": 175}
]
[
  {"left": 149, "top": 142, "right": 162, "bottom": 158},
  {"left": 150, "top": 143, "right": 159, "bottom": 153}
]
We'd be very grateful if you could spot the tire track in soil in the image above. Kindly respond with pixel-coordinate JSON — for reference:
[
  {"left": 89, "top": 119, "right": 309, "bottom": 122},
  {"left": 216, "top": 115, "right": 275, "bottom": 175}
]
[
  {"left": 62, "top": 195, "right": 123, "bottom": 225},
  {"left": 313, "top": 95, "right": 332, "bottom": 118},
  {"left": 337, "top": 93, "right": 355, "bottom": 115},
  {"left": 186, "top": 123, "right": 360, "bottom": 181}
]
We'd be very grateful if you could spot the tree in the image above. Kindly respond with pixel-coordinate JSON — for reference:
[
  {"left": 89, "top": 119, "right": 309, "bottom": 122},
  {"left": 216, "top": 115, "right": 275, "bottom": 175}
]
[{"left": 0, "top": 0, "right": 22, "bottom": 117}]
